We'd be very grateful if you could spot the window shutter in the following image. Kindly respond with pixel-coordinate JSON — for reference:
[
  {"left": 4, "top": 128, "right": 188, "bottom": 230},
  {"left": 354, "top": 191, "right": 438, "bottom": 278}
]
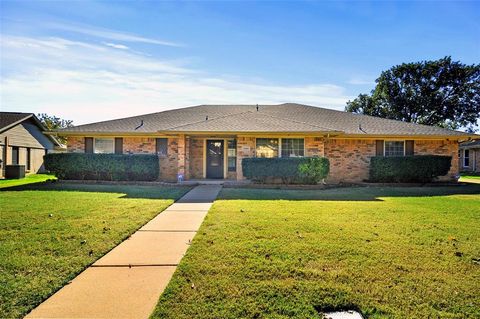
[
  {"left": 405, "top": 140, "right": 414, "bottom": 155},
  {"left": 115, "top": 138, "right": 123, "bottom": 154},
  {"left": 375, "top": 140, "right": 384, "bottom": 156},
  {"left": 85, "top": 137, "right": 93, "bottom": 153}
]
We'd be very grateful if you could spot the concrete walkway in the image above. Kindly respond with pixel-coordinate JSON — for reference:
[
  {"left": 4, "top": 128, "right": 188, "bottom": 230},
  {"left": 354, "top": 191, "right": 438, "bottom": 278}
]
[{"left": 26, "top": 185, "right": 222, "bottom": 319}]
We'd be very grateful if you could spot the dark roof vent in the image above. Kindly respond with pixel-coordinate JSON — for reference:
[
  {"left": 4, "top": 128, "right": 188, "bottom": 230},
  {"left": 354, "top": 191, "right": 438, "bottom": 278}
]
[
  {"left": 135, "top": 120, "right": 144, "bottom": 130},
  {"left": 205, "top": 115, "right": 209, "bottom": 121}
]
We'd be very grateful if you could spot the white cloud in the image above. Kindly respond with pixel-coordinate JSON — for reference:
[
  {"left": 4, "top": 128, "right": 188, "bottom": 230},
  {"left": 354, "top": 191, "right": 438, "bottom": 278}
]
[
  {"left": 45, "top": 22, "right": 183, "bottom": 47},
  {"left": 104, "top": 42, "right": 129, "bottom": 50},
  {"left": 0, "top": 35, "right": 353, "bottom": 124}
]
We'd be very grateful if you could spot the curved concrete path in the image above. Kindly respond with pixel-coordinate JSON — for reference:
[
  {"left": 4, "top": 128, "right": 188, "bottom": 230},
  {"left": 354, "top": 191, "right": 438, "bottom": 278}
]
[{"left": 26, "top": 185, "right": 222, "bottom": 319}]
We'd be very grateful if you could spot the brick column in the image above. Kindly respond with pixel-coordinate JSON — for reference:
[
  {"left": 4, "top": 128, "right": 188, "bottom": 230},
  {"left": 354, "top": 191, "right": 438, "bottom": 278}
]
[
  {"left": 177, "top": 134, "right": 190, "bottom": 180},
  {"left": 236, "top": 136, "right": 255, "bottom": 180},
  {"left": 177, "top": 134, "right": 185, "bottom": 178}
]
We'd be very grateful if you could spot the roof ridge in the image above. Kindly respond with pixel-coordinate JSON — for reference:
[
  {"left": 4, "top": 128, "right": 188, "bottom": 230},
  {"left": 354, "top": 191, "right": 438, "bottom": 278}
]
[
  {"left": 257, "top": 109, "right": 341, "bottom": 132},
  {"left": 163, "top": 110, "right": 255, "bottom": 131}
]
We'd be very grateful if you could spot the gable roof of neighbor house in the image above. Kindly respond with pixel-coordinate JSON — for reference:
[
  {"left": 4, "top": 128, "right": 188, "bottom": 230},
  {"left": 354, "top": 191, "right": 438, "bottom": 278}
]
[
  {"left": 54, "top": 103, "right": 476, "bottom": 138},
  {"left": 0, "top": 112, "right": 62, "bottom": 146}
]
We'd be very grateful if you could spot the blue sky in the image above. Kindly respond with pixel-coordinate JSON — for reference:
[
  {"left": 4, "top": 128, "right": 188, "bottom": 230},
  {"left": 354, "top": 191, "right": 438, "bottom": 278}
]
[{"left": 1, "top": 1, "right": 479, "bottom": 124}]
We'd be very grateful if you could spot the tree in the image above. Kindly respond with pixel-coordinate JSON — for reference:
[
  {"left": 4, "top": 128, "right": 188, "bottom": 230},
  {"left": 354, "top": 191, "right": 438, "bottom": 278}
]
[
  {"left": 345, "top": 57, "right": 480, "bottom": 132},
  {"left": 37, "top": 113, "right": 74, "bottom": 144}
]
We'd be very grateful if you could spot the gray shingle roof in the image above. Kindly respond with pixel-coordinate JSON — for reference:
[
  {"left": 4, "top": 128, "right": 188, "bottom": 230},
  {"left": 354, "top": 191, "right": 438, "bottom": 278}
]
[
  {"left": 460, "top": 139, "right": 480, "bottom": 148},
  {"left": 0, "top": 112, "right": 33, "bottom": 132},
  {"left": 57, "top": 103, "right": 474, "bottom": 137}
]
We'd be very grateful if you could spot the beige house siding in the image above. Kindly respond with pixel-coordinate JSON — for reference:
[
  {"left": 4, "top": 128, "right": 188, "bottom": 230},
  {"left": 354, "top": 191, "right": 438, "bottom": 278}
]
[{"left": 0, "top": 119, "right": 55, "bottom": 178}]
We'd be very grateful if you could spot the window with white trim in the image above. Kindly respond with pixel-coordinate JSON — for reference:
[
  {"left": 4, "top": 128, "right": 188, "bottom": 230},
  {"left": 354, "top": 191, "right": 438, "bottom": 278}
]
[
  {"left": 464, "top": 149, "right": 470, "bottom": 167},
  {"left": 255, "top": 138, "right": 279, "bottom": 158},
  {"left": 384, "top": 141, "right": 405, "bottom": 157},
  {"left": 94, "top": 138, "right": 114, "bottom": 154},
  {"left": 281, "top": 138, "right": 304, "bottom": 157}
]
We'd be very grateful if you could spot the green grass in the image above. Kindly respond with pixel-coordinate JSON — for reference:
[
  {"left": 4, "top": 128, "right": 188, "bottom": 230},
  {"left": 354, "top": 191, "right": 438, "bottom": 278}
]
[
  {"left": 0, "top": 174, "right": 56, "bottom": 189},
  {"left": 153, "top": 185, "right": 480, "bottom": 319},
  {"left": 0, "top": 183, "right": 190, "bottom": 319}
]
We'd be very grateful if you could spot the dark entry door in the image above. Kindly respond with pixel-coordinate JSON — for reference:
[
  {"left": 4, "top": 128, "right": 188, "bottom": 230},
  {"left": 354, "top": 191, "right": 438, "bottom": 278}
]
[{"left": 206, "top": 140, "right": 224, "bottom": 179}]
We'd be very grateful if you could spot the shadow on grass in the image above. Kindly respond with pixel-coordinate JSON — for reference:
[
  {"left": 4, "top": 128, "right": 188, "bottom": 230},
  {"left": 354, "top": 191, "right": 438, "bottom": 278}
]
[
  {"left": 219, "top": 184, "right": 480, "bottom": 201},
  {"left": 0, "top": 181, "right": 191, "bottom": 200}
]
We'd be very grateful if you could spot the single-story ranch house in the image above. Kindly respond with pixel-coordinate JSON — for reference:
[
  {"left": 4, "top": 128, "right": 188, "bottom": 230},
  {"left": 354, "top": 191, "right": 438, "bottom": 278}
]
[
  {"left": 53, "top": 103, "right": 477, "bottom": 183},
  {"left": 1, "top": 112, "right": 62, "bottom": 178},
  {"left": 459, "top": 139, "right": 480, "bottom": 173}
]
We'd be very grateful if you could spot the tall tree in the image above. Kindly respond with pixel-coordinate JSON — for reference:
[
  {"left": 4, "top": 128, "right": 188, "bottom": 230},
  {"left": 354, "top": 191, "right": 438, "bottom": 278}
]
[
  {"left": 37, "top": 113, "right": 74, "bottom": 144},
  {"left": 345, "top": 57, "right": 480, "bottom": 132}
]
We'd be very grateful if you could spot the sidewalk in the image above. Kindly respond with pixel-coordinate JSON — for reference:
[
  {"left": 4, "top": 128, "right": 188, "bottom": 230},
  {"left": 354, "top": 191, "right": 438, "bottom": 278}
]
[{"left": 26, "top": 185, "right": 222, "bottom": 319}]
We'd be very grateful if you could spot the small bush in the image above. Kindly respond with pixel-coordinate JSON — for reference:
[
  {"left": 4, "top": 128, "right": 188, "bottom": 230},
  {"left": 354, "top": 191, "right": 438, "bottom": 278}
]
[
  {"left": 242, "top": 157, "right": 329, "bottom": 184},
  {"left": 44, "top": 153, "right": 159, "bottom": 181},
  {"left": 369, "top": 155, "right": 451, "bottom": 183}
]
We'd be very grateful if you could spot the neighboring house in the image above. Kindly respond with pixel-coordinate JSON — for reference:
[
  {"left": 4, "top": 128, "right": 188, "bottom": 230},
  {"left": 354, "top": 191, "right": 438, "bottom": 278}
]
[
  {"left": 0, "top": 112, "right": 63, "bottom": 178},
  {"left": 53, "top": 103, "right": 477, "bottom": 183},
  {"left": 459, "top": 140, "right": 480, "bottom": 173}
]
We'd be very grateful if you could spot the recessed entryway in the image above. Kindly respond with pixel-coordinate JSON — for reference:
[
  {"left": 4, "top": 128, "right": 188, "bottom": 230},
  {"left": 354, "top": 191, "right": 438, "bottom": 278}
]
[{"left": 206, "top": 140, "right": 224, "bottom": 179}]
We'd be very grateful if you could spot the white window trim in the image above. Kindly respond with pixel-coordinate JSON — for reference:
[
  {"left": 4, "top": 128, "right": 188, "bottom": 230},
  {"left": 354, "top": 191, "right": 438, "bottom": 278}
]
[
  {"left": 254, "top": 137, "right": 306, "bottom": 158},
  {"left": 93, "top": 137, "right": 115, "bottom": 154},
  {"left": 384, "top": 140, "right": 405, "bottom": 157},
  {"left": 463, "top": 149, "right": 470, "bottom": 168}
]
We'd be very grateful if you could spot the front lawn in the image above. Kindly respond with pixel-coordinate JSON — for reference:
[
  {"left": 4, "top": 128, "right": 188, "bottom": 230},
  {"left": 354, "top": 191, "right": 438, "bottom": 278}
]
[
  {"left": 153, "top": 185, "right": 480, "bottom": 318},
  {"left": 0, "top": 174, "right": 56, "bottom": 189},
  {"left": 0, "top": 183, "right": 190, "bottom": 319}
]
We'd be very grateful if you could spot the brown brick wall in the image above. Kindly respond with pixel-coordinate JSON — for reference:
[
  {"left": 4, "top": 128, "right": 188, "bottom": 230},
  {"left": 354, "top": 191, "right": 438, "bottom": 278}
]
[
  {"left": 159, "top": 138, "right": 178, "bottom": 181},
  {"left": 236, "top": 136, "right": 256, "bottom": 180},
  {"left": 123, "top": 137, "right": 155, "bottom": 154},
  {"left": 305, "top": 136, "right": 325, "bottom": 157},
  {"left": 324, "top": 139, "right": 376, "bottom": 183},
  {"left": 67, "top": 137, "right": 84, "bottom": 152},
  {"left": 414, "top": 140, "right": 459, "bottom": 180},
  {"left": 189, "top": 138, "right": 204, "bottom": 179}
]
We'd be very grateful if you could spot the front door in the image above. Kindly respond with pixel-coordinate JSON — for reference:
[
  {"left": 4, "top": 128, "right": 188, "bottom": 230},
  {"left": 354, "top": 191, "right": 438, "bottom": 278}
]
[{"left": 206, "top": 140, "right": 224, "bottom": 179}]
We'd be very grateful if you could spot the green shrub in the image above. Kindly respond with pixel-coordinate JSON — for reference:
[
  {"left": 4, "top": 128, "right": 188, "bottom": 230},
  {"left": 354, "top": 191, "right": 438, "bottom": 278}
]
[
  {"left": 242, "top": 157, "right": 329, "bottom": 184},
  {"left": 44, "top": 153, "right": 159, "bottom": 181},
  {"left": 369, "top": 155, "right": 451, "bottom": 183}
]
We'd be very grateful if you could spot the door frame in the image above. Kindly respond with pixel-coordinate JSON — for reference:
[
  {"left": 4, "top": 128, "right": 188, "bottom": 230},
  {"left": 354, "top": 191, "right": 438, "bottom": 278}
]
[{"left": 203, "top": 139, "right": 227, "bottom": 179}]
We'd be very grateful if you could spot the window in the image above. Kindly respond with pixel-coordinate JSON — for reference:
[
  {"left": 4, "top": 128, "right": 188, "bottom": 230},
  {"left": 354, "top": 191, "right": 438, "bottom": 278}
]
[
  {"left": 228, "top": 139, "right": 237, "bottom": 171},
  {"left": 256, "top": 138, "right": 279, "bottom": 158},
  {"left": 12, "top": 146, "right": 19, "bottom": 164},
  {"left": 281, "top": 138, "right": 304, "bottom": 157},
  {"left": 94, "top": 138, "right": 114, "bottom": 154},
  {"left": 384, "top": 141, "right": 405, "bottom": 157},
  {"left": 156, "top": 138, "right": 168, "bottom": 157},
  {"left": 464, "top": 149, "right": 470, "bottom": 167},
  {"left": 26, "top": 148, "right": 31, "bottom": 171}
]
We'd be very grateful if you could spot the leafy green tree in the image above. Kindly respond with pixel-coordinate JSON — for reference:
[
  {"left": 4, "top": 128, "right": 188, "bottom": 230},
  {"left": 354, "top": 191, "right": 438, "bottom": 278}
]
[
  {"left": 37, "top": 113, "right": 74, "bottom": 144},
  {"left": 346, "top": 57, "right": 480, "bottom": 132}
]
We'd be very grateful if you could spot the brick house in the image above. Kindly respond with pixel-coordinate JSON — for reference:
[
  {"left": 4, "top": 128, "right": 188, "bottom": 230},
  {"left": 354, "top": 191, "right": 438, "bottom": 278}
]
[
  {"left": 53, "top": 104, "right": 477, "bottom": 183},
  {"left": 459, "top": 140, "right": 480, "bottom": 173},
  {"left": 1, "top": 112, "right": 63, "bottom": 178}
]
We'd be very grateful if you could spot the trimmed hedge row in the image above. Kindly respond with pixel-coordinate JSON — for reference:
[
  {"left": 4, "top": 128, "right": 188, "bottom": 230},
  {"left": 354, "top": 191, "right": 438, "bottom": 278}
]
[
  {"left": 44, "top": 153, "right": 159, "bottom": 181},
  {"left": 369, "top": 155, "right": 452, "bottom": 183},
  {"left": 242, "top": 157, "right": 329, "bottom": 184}
]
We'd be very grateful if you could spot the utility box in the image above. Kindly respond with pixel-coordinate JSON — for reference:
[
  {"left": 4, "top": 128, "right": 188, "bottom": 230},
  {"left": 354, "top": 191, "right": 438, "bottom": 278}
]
[{"left": 5, "top": 165, "right": 26, "bottom": 179}]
